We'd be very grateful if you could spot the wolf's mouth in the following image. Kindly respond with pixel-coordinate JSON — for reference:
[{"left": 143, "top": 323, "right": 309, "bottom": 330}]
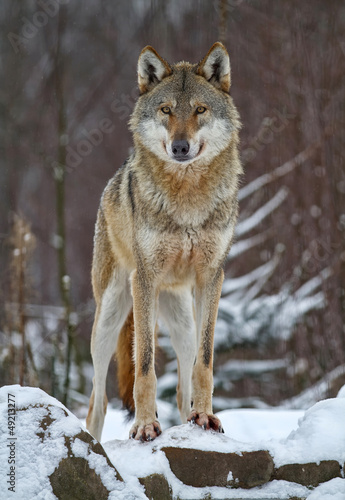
[{"left": 196, "top": 142, "right": 205, "bottom": 158}]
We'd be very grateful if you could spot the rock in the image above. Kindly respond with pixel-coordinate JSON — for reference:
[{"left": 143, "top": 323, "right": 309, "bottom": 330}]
[
  {"left": 275, "top": 460, "right": 341, "bottom": 487},
  {"left": 0, "top": 386, "right": 126, "bottom": 499},
  {"left": 33, "top": 405, "right": 123, "bottom": 497},
  {"left": 49, "top": 425, "right": 123, "bottom": 499},
  {"left": 2, "top": 386, "right": 344, "bottom": 499},
  {"left": 18, "top": 402, "right": 123, "bottom": 498},
  {"left": 139, "top": 473, "right": 171, "bottom": 499},
  {"left": 50, "top": 456, "right": 110, "bottom": 500},
  {"left": 162, "top": 447, "right": 274, "bottom": 489}
]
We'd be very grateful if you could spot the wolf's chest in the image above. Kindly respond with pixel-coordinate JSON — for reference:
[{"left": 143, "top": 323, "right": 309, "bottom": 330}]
[
  {"left": 144, "top": 225, "right": 230, "bottom": 285},
  {"left": 179, "top": 229, "right": 213, "bottom": 263}
]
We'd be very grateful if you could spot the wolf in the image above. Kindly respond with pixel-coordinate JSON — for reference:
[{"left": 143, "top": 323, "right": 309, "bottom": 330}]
[{"left": 86, "top": 42, "right": 242, "bottom": 442}]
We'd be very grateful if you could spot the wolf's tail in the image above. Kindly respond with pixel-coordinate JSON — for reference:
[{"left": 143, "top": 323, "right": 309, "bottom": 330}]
[{"left": 116, "top": 309, "right": 135, "bottom": 418}]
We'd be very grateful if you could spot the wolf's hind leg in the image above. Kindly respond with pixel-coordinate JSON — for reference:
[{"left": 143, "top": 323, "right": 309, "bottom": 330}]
[
  {"left": 86, "top": 270, "right": 132, "bottom": 442},
  {"left": 159, "top": 289, "right": 196, "bottom": 423}
]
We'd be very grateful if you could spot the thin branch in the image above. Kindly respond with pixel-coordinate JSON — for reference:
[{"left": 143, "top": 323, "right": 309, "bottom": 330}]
[
  {"left": 238, "top": 143, "right": 320, "bottom": 202},
  {"left": 236, "top": 186, "right": 288, "bottom": 237},
  {"left": 227, "top": 229, "right": 273, "bottom": 261}
]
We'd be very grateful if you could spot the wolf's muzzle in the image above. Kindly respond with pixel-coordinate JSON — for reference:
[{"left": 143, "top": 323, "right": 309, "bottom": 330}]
[{"left": 171, "top": 139, "right": 190, "bottom": 162}]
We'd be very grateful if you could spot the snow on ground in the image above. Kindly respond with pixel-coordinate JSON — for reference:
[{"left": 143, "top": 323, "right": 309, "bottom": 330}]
[
  {"left": 98, "top": 394, "right": 345, "bottom": 499},
  {"left": 103, "top": 425, "right": 309, "bottom": 500},
  {"left": 217, "top": 407, "right": 304, "bottom": 442},
  {"left": 103, "top": 416, "right": 345, "bottom": 499},
  {"left": 1, "top": 384, "right": 345, "bottom": 499},
  {"left": 269, "top": 398, "right": 345, "bottom": 467},
  {"left": 95, "top": 404, "right": 304, "bottom": 444},
  {"left": 307, "top": 478, "right": 345, "bottom": 500}
]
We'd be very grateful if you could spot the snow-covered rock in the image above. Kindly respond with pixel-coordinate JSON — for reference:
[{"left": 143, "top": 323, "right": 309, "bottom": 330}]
[
  {"left": 103, "top": 398, "right": 345, "bottom": 499},
  {"left": 0, "top": 385, "right": 135, "bottom": 499},
  {"left": 1, "top": 385, "right": 345, "bottom": 499}
]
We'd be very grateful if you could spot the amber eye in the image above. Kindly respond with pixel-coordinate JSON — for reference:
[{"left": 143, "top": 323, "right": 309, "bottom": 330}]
[
  {"left": 161, "top": 106, "right": 171, "bottom": 114},
  {"left": 196, "top": 106, "right": 207, "bottom": 114}
]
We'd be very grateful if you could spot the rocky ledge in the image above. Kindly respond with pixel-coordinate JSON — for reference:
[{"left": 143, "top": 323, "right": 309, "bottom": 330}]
[{"left": 0, "top": 385, "right": 344, "bottom": 499}]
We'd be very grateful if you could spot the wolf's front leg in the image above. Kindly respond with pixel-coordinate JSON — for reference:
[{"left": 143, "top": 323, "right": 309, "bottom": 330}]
[
  {"left": 130, "top": 269, "right": 161, "bottom": 441},
  {"left": 189, "top": 268, "right": 224, "bottom": 433}
]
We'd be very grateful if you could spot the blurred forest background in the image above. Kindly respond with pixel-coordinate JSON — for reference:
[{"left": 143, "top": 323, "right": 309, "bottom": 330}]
[{"left": 1, "top": 0, "right": 345, "bottom": 418}]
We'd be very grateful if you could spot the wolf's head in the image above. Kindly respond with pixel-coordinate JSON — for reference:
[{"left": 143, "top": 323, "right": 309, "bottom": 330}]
[{"left": 130, "top": 43, "right": 241, "bottom": 166}]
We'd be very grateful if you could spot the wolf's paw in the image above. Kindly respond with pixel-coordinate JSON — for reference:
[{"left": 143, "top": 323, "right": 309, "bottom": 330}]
[
  {"left": 129, "top": 420, "right": 162, "bottom": 442},
  {"left": 187, "top": 411, "right": 224, "bottom": 433}
]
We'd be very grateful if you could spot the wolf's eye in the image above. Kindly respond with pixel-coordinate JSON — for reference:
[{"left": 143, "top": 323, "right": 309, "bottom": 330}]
[
  {"left": 161, "top": 106, "right": 171, "bottom": 114},
  {"left": 196, "top": 106, "right": 207, "bottom": 114}
]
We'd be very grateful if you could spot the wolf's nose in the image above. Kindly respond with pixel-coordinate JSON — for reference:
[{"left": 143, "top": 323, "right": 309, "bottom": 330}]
[{"left": 172, "top": 140, "right": 190, "bottom": 160}]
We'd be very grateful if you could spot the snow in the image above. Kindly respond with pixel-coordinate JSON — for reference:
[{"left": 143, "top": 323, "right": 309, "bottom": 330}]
[
  {"left": 0, "top": 385, "right": 133, "bottom": 500},
  {"left": 103, "top": 426, "right": 308, "bottom": 499},
  {"left": 227, "top": 231, "right": 269, "bottom": 260},
  {"left": 282, "top": 365, "right": 345, "bottom": 409},
  {"left": 222, "top": 256, "right": 280, "bottom": 296},
  {"left": 218, "top": 359, "right": 288, "bottom": 379},
  {"left": 1, "top": 384, "right": 344, "bottom": 499},
  {"left": 216, "top": 265, "right": 330, "bottom": 349},
  {"left": 270, "top": 398, "right": 345, "bottom": 467},
  {"left": 96, "top": 398, "right": 302, "bottom": 445},
  {"left": 100, "top": 395, "right": 345, "bottom": 499},
  {"left": 236, "top": 187, "right": 288, "bottom": 237},
  {"left": 338, "top": 384, "right": 345, "bottom": 398},
  {"left": 238, "top": 144, "right": 317, "bottom": 201},
  {"left": 217, "top": 408, "right": 303, "bottom": 442},
  {"left": 0, "top": 385, "right": 76, "bottom": 499},
  {"left": 307, "top": 478, "right": 345, "bottom": 500}
]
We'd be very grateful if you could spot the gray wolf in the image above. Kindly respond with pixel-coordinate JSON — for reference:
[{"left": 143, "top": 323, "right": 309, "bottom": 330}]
[{"left": 86, "top": 42, "right": 242, "bottom": 442}]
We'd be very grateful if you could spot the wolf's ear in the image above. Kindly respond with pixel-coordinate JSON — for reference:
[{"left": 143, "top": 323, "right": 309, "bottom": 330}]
[
  {"left": 197, "top": 42, "right": 231, "bottom": 92},
  {"left": 137, "top": 46, "right": 172, "bottom": 94}
]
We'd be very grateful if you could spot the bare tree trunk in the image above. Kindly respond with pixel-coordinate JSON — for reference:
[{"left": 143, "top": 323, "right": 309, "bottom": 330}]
[
  {"left": 7, "top": 215, "right": 36, "bottom": 386},
  {"left": 53, "top": 4, "right": 75, "bottom": 406},
  {"left": 218, "top": 0, "right": 227, "bottom": 44},
  {"left": 18, "top": 242, "right": 25, "bottom": 386}
]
